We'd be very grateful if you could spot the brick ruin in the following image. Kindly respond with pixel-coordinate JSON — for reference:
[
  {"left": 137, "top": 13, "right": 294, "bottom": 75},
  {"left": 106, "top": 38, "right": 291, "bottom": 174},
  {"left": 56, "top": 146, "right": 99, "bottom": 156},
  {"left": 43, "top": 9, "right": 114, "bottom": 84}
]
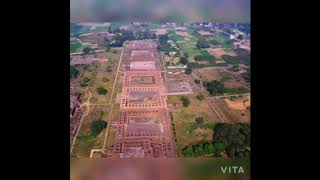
[
  {"left": 70, "top": 88, "right": 83, "bottom": 145},
  {"left": 107, "top": 40, "right": 176, "bottom": 158}
]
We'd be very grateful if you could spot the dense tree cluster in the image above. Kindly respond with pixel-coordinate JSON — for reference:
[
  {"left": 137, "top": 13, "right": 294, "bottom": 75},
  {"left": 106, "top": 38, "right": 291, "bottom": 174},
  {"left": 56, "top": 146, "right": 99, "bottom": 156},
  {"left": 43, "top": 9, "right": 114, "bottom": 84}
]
[
  {"left": 213, "top": 123, "right": 250, "bottom": 158},
  {"left": 158, "top": 34, "right": 175, "bottom": 53},
  {"left": 90, "top": 120, "right": 107, "bottom": 136},
  {"left": 182, "top": 141, "right": 225, "bottom": 157},
  {"left": 194, "top": 53, "right": 215, "bottom": 63},
  {"left": 203, "top": 80, "right": 225, "bottom": 95},
  {"left": 196, "top": 39, "right": 210, "bottom": 49},
  {"left": 108, "top": 29, "right": 156, "bottom": 47},
  {"left": 179, "top": 56, "right": 188, "bottom": 65},
  {"left": 203, "top": 80, "right": 249, "bottom": 95},
  {"left": 182, "top": 123, "right": 250, "bottom": 158}
]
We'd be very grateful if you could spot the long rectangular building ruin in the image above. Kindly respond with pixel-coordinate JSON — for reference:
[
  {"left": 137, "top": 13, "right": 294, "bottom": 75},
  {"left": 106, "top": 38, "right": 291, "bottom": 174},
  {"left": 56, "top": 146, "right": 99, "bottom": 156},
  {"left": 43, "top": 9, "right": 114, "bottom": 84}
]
[{"left": 107, "top": 40, "right": 176, "bottom": 158}]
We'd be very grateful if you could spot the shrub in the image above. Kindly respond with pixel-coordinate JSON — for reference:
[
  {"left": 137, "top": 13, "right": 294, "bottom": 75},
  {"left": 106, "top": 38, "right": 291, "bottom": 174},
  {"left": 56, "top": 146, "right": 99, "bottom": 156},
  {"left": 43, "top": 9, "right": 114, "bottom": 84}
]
[
  {"left": 80, "top": 77, "right": 90, "bottom": 87},
  {"left": 195, "top": 117, "right": 204, "bottom": 124},
  {"left": 194, "top": 79, "right": 200, "bottom": 84},
  {"left": 196, "top": 94, "right": 205, "bottom": 101},
  {"left": 96, "top": 86, "right": 107, "bottom": 95},
  {"left": 102, "top": 77, "right": 110, "bottom": 82}
]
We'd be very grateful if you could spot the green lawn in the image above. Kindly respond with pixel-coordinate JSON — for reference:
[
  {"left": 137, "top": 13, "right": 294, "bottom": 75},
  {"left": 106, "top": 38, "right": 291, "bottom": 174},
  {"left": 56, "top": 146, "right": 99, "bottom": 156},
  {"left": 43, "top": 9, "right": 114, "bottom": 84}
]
[
  {"left": 70, "top": 42, "right": 81, "bottom": 53},
  {"left": 211, "top": 32, "right": 231, "bottom": 49},
  {"left": 169, "top": 34, "right": 185, "bottom": 42},
  {"left": 167, "top": 29, "right": 176, "bottom": 34},
  {"left": 177, "top": 41, "right": 202, "bottom": 56}
]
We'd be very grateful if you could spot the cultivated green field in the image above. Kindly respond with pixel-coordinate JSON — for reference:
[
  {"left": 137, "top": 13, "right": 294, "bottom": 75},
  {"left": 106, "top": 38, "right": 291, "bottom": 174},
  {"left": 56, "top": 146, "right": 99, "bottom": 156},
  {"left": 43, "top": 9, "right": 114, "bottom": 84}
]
[{"left": 70, "top": 42, "right": 81, "bottom": 53}]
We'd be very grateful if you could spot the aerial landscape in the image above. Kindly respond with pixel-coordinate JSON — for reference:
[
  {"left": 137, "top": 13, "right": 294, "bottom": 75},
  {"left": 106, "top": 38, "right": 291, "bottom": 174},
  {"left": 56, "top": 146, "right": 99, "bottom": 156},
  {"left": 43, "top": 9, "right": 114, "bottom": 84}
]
[
  {"left": 70, "top": 3, "right": 250, "bottom": 180},
  {"left": 70, "top": 21, "right": 250, "bottom": 162}
]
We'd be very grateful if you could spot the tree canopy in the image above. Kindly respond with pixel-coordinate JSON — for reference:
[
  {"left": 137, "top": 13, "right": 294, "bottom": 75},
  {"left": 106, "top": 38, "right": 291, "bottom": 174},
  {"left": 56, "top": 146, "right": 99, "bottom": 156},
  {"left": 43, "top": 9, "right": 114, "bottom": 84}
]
[
  {"left": 70, "top": 65, "right": 79, "bottom": 79},
  {"left": 185, "top": 64, "right": 193, "bottom": 74},
  {"left": 180, "top": 96, "right": 190, "bottom": 107},
  {"left": 196, "top": 40, "right": 210, "bottom": 49},
  {"left": 205, "top": 80, "right": 225, "bottom": 95},
  {"left": 80, "top": 77, "right": 91, "bottom": 87},
  {"left": 83, "top": 47, "right": 92, "bottom": 54},
  {"left": 96, "top": 86, "right": 108, "bottom": 95},
  {"left": 90, "top": 120, "right": 107, "bottom": 136},
  {"left": 180, "top": 56, "right": 188, "bottom": 65},
  {"left": 213, "top": 123, "right": 250, "bottom": 158}
]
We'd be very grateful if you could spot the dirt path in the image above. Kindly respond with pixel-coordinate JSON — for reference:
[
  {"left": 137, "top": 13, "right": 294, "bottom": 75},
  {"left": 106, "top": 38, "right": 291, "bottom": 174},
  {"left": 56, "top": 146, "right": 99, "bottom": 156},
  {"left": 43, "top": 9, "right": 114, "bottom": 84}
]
[
  {"left": 102, "top": 46, "right": 124, "bottom": 150},
  {"left": 191, "top": 74, "right": 225, "bottom": 123},
  {"left": 70, "top": 89, "right": 93, "bottom": 154}
]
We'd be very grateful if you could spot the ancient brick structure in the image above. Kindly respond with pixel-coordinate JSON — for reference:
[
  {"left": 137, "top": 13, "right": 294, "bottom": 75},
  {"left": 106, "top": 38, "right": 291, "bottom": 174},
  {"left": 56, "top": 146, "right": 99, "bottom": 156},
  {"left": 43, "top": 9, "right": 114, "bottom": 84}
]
[
  {"left": 70, "top": 88, "right": 83, "bottom": 145},
  {"left": 107, "top": 40, "right": 175, "bottom": 158}
]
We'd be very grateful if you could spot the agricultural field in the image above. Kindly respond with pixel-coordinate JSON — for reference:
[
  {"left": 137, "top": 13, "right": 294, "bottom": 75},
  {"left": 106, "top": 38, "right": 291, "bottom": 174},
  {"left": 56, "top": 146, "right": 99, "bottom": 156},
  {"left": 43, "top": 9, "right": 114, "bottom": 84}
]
[{"left": 169, "top": 95, "right": 220, "bottom": 156}]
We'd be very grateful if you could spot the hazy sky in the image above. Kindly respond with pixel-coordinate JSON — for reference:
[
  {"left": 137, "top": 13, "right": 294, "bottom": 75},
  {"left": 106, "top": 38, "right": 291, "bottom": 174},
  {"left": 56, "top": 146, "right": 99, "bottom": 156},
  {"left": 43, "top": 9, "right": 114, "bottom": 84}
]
[{"left": 70, "top": 0, "right": 250, "bottom": 22}]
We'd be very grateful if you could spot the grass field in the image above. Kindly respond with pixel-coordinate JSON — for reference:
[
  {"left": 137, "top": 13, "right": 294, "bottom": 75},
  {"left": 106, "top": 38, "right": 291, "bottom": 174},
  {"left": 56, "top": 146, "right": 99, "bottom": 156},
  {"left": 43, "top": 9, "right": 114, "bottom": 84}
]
[
  {"left": 70, "top": 42, "right": 81, "bottom": 53},
  {"left": 177, "top": 41, "right": 208, "bottom": 62},
  {"left": 169, "top": 34, "right": 185, "bottom": 42},
  {"left": 169, "top": 95, "right": 219, "bottom": 156},
  {"left": 211, "top": 96, "right": 250, "bottom": 123},
  {"left": 211, "top": 32, "right": 231, "bottom": 49},
  {"left": 72, "top": 105, "right": 111, "bottom": 158}
]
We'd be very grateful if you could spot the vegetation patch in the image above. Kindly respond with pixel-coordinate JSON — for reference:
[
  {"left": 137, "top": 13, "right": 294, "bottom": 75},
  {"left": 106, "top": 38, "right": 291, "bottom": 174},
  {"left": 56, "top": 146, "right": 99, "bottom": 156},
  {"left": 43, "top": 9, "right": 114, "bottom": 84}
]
[
  {"left": 70, "top": 65, "right": 79, "bottom": 79},
  {"left": 96, "top": 86, "right": 108, "bottom": 95},
  {"left": 70, "top": 42, "right": 81, "bottom": 53}
]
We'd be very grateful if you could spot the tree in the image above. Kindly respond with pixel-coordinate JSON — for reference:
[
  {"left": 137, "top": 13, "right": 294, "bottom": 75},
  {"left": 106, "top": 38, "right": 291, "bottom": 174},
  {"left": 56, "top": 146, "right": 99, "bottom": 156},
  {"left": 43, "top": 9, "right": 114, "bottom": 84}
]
[
  {"left": 180, "top": 56, "right": 188, "bottom": 65},
  {"left": 195, "top": 117, "right": 204, "bottom": 124},
  {"left": 106, "top": 66, "right": 112, "bottom": 72},
  {"left": 214, "top": 142, "right": 225, "bottom": 154},
  {"left": 96, "top": 86, "right": 107, "bottom": 95},
  {"left": 70, "top": 65, "right": 79, "bottom": 79},
  {"left": 184, "top": 52, "right": 189, "bottom": 58},
  {"left": 183, "top": 146, "right": 195, "bottom": 157},
  {"left": 83, "top": 47, "right": 92, "bottom": 54},
  {"left": 185, "top": 64, "right": 192, "bottom": 74},
  {"left": 196, "top": 94, "right": 205, "bottom": 101},
  {"left": 102, "top": 77, "right": 110, "bottom": 82},
  {"left": 80, "top": 77, "right": 90, "bottom": 87},
  {"left": 213, "top": 123, "right": 250, "bottom": 158},
  {"left": 196, "top": 40, "right": 210, "bottom": 48},
  {"left": 180, "top": 96, "right": 190, "bottom": 107},
  {"left": 206, "top": 80, "right": 225, "bottom": 95},
  {"left": 194, "top": 79, "right": 200, "bottom": 84},
  {"left": 90, "top": 120, "right": 107, "bottom": 136}
]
